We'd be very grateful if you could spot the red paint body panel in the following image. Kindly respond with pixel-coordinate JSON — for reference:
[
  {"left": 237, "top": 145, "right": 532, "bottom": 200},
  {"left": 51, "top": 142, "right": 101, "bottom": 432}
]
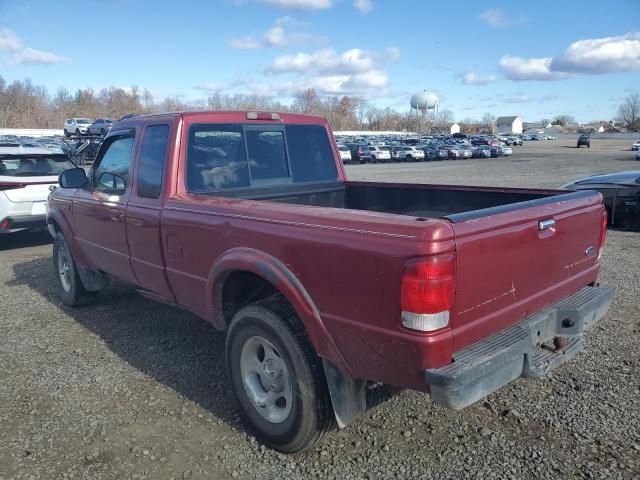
[{"left": 47, "top": 111, "right": 607, "bottom": 391}]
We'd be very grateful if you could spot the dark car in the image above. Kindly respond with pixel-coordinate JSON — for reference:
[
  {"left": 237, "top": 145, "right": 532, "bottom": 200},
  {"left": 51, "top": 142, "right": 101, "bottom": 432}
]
[
  {"left": 347, "top": 144, "right": 372, "bottom": 164},
  {"left": 563, "top": 171, "right": 640, "bottom": 230},
  {"left": 577, "top": 134, "right": 591, "bottom": 148}
]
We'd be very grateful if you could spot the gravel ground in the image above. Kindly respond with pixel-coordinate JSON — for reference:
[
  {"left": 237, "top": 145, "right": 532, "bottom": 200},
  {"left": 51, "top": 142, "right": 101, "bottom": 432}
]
[{"left": 1, "top": 138, "right": 639, "bottom": 480}]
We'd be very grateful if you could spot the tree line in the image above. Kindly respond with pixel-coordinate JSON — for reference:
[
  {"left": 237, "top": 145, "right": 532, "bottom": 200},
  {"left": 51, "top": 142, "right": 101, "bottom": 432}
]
[{"left": 1, "top": 75, "right": 637, "bottom": 132}]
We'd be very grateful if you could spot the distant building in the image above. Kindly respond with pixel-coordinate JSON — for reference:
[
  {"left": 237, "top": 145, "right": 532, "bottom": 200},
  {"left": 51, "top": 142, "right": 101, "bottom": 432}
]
[
  {"left": 523, "top": 121, "right": 552, "bottom": 130},
  {"left": 495, "top": 116, "right": 523, "bottom": 134},
  {"left": 449, "top": 123, "right": 460, "bottom": 135}
]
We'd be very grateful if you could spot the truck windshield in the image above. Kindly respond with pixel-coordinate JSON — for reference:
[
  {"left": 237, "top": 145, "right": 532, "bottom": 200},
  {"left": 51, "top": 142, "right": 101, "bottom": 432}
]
[
  {"left": 0, "top": 155, "right": 75, "bottom": 177},
  {"left": 187, "top": 123, "right": 338, "bottom": 192}
]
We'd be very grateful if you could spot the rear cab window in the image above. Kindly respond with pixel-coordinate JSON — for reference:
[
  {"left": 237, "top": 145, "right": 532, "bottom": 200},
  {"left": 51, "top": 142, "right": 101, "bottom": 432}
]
[{"left": 186, "top": 123, "right": 338, "bottom": 193}]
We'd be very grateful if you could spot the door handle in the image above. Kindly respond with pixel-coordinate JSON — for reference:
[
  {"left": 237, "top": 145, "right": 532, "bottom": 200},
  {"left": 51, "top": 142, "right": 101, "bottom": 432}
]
[
  {"left": 110, "top": 208, "right": 124, "bottom": 221},
  {"left": 538, "top": 219, "right": 556, "bottom": 231}
]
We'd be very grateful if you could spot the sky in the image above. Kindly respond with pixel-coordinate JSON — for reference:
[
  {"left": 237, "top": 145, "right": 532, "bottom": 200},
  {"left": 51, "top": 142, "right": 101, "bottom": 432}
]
[{"left": 0, "top": 0, "right": 639, "bottom": 123}]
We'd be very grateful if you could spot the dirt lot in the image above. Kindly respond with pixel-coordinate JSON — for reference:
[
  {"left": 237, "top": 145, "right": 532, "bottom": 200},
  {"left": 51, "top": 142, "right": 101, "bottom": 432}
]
[{"left": 1, "top": 138, "right": 639, "bottom": 480}]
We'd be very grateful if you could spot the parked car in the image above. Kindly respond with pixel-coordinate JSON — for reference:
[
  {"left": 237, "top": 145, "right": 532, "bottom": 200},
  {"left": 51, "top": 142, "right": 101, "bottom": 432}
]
[
  {"left": 448, "top": 147, "right": 462, "bottom": 159},
  {"left": 369, "top": 145, "right": 391, "bottom": 163},
  {"left": 577, "top": 134, "right": 591, "bottom": 148},
  {"left": 472, "top": 146, "right": 492, "bottom": 158},
  {"left": 347, "top": 144, "right": 372, "bottom": 164},
  {"left": 631, "top": 140, "right": 640, "bottom": 151},
  {"left": 337, "top": 145, "right": 352, "bottom": 164},
  {"left": 0, "top": 145, "right": 75, "bottom": 234},
  {"left": 636, "top": 151, "right": 640, "bottom": 161},
  {"left": 63, "top": 118, "right": 93, "bottom": 136},
  {"left": 501, "top": 146, "right": 513, "bottom": 156},
  {"left": 395, "top": 146, "right": 424, "bottom": 162},
  {"left": 418, "top": 145, "right": 438, "bottom": 161},
  {"left": 563, "top": 171, "right": 639, "bottom": 230},
  {"left": 87, "top": 118, "right": 115, "bottom": 136},
  {"left": 48, "top": 110, "right": 613, "bottom": 453}
]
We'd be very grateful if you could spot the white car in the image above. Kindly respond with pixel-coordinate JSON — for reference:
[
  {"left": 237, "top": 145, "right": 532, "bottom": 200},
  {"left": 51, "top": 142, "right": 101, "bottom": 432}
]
[
  {"left": 0, "top": 146, "right": 75, "bottom": 234},
  {"left": 63, "top": 118, "right": 93, "bottom": 136},
  {"left": 369, "top": 145, "right": 391, "bottom": 162},
  {"left": 337, "top": 145, "right": 352, "bottom": 163},
  {"left": 397, "top": 146, "right": 425, "bottom": 161},
  {"left": 501, "top": 146, "right": 513, "bottom": 156},
  {"left": 632, "top": 140, "right": 640, "bottom": 151}
]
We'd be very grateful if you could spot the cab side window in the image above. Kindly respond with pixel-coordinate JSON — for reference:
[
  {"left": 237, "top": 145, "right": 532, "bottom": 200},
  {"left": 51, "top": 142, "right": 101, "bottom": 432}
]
[
  {"left": 93, "top": 134, "right": 135, "bottom": 194},
  {"left": 137, "top": 125, "right": 169, "bottom": 199}
]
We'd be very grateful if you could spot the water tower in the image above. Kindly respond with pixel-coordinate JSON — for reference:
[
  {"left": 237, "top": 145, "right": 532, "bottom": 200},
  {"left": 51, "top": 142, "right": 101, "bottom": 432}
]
[{"left": 410, "top": 91, "right": 439, "bottom": 134}]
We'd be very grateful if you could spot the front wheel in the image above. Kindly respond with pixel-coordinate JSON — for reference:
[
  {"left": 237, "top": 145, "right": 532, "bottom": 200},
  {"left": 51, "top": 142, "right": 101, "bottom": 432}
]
[
  {"left": 53, "top": 233, "right": 97, "bottom": 307},
  {"left": 226, "top": 300, "right": 335, "bottom": 453},
  {"left": 63, "top": 129, "right": 69, "bottom": 137}
]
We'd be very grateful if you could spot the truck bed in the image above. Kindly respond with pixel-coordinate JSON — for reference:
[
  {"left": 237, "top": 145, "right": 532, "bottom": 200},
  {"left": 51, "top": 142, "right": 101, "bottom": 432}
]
[{"left": 231, "top": 180, "right": 570, "bottom": 221}]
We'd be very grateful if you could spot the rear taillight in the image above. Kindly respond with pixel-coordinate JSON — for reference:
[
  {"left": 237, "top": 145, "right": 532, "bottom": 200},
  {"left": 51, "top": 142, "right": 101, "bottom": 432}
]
[
  {"left": 0, "top": 182, "right": 26, "bottom": 191},
  {"left": 0, "top": 218, "right": 9, "bottom": 229},
  {"left": 401, "top": 254, "right": 455, "bottom": 332},
  {"left": 598, "top": 208, "right": 608, "bottom": 258}
]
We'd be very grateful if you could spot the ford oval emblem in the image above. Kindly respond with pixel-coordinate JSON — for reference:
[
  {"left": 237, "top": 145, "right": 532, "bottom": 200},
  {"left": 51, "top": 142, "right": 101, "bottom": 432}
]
[{"left": 585, "top": 246, "right": 595, "bottom": 257}]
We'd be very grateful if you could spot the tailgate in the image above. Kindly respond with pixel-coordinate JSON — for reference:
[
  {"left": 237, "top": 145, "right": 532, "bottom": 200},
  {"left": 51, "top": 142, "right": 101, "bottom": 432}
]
[{"left": 446, "top": 190, "right": 605, "bottom": 352}]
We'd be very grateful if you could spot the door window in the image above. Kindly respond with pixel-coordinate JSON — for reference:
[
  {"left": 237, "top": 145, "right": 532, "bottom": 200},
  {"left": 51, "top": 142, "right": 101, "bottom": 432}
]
[{"left": 93, "top": 134, "right": 135, "bottom": 194}]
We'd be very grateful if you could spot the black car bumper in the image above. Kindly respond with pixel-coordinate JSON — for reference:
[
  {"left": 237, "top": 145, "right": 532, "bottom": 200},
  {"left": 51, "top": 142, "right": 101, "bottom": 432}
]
[
  {"left": 425, "top": 285, "right": 614, "bottom": 410},
  {"left": 0, "top": 213, "right": 47, "bottom": 231}
]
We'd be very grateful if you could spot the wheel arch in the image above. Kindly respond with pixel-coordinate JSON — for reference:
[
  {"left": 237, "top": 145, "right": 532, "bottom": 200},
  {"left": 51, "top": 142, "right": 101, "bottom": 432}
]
[{"left": 207, "top": 247, "right": 352, "bottom": 377}]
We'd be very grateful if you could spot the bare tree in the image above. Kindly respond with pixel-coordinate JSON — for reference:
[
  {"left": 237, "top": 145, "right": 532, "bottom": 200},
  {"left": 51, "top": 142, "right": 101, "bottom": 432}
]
[
  {"left": 552, "top": 114, "right": 576, "bottom": 126},
  {"left": 481, "top": 113, "right": 496, "bottom": 134},
  {"left": 616, "top": 93, "right": 640, "bottom": 131}
]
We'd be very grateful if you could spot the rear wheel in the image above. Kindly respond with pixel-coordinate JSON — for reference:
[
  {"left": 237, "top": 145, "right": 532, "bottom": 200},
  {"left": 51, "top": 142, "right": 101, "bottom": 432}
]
[
  {"left": 406, "top": 155, "right": 412, "bottom": 162},
  {"left": 63, "top": 128, "right": 69, "bottom": 137},
  {"left": 75, "top": 128, "right": 80, "bottom": 136},
  {"left": 100, "top": 128, "right": 106, "bottom": 135},
  {"left": 226, "top": 300, "right": 335, "bottom": 453},
  {"left": 53, "top": 233, "right": 97, "bottom": 307}
]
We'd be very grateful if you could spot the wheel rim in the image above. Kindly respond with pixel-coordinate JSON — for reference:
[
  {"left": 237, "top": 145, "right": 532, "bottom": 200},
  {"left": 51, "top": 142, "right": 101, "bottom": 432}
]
[
  {"left": 57, "top": 244, "right": 72, "bottom": 293},
  {"left": 239, "top": 336, "right": 293, "bottom": 424}
]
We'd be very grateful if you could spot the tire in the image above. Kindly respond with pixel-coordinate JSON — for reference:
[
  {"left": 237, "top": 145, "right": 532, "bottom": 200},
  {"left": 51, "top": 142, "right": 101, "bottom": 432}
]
[
  {"left": 226, "top": 299, "right": 335, "bottom": 453},
  {"left": 100, "top": 128, "right": 106, "bottom": 135},
  {"left": 75, "top": 128, "right": 81, "bottom": 136},
  {"left": 53, "top": 233, "right": 97, "bottom": 307},
  {"left": 63, "top": 129, "right": 69, "bottom": 137},
  {"left": 405, "top": 155, "right": 412, "bottom": 162}
]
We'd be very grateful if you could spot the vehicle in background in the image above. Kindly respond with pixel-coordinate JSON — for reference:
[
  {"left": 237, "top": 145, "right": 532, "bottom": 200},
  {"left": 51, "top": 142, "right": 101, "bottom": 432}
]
[
  {"left": 457, "top": 146, "right": 473, "bottom": 159},
  {"left": 63, "top": 118, "right": 93, "bottom": 136},
  {"left": 337, "top": 145, "right": 352, "bottom": 164},
  {"left": 631, "top": 140, "right": 640, "bottom": 151},
  {"left": 419, "top": 145, "right": 437, "bottom": 161},
  {"left": 501, "top": 146, "right": 513, "bottom": 156},
  {"left": 347, "top": 144, "right": 372, "bottom": 164},
  {"left": 545, "top": 135, "right": 557, "bottom": 141},
  {"left": 472, "top": 146, "right": 492, "bottom": 158},
  {"left": 87, "top": 119, "right": 115, "bottom": 136},
  {"left": 448, "top": 147, "right": 462, "bottom": 159},
  {"left": 0, "top": 146, "right": 75, "bottom": 234},
  {"left": 390, "top": 146, "right": 404, "bottom": 161},
  {"left": 563, "top": 171, "right": 640, "bottom": 230},
  {"left": 369, "top": 145, "right": 391, "bottom": 163},
  {"left": 397, "top": 146, "right": 424, "bottom": 162},
  {"left": 636, "top": 151, "right": 640, "bottom": 161},
  {"left": 48, "top": 110, "right": 613, "bottom": 453},
  {"left": 577, "top": 134, "right": 591, "bottom": 148},
  {"left": 436, "top": 146, "right": 449, "bottom": 160}
]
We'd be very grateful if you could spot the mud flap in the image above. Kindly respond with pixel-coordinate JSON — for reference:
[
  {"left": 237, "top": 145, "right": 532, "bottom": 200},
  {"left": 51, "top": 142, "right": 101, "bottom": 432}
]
[{"left": 322, "top": 359, "right": 366, "bottom": 428}]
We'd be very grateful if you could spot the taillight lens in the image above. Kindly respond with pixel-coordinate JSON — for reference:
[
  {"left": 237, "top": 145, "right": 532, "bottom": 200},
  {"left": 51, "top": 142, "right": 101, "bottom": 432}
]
[
  {"left": 401, "top": 255, "right": 455, "bottom": 332},
  {"left": 598, "top": 208, "right": 607, "bottom": 258},
  {"left": 0, "top": 182, "right": 27, "bottom": 191}
]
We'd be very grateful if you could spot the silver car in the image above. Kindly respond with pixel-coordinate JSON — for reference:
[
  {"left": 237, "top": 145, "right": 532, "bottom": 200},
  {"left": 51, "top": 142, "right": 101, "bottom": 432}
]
[
  {"left": 63, "top": 118, "right": 93, "bottom": 136},
  {"left": 87, "top": 118, "right": 115, "bottom": 136}
]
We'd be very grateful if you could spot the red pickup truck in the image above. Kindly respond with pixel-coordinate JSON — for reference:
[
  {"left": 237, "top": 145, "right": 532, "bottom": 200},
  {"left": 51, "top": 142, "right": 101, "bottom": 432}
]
[{"left": 47, "top": 111, "right": 613, "bottom": 452}]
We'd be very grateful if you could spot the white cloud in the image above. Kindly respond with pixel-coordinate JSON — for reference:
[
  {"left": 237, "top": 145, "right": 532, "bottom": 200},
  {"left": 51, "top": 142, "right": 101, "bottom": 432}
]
[
  {"left": 499, "top": 55, "right": 570, "bottom": 81},
  {"left": 500, "top": 32, "right": 640, "bottom": 81},
  {"left": 461, "top": 72, "right": 497, "bottom": 85},
  {"left": 229, "top": 18, "right": 324, "bottom": 49},
  {"left": 253, "top": 46, "right": 397, "bottom": 96},
  {"left": 0, "top": 27, "right": 67, "bottom": 65},
  {"left": 193, "top": 82, "right": 226, "bottom": 91},
  {"left": 0, "top": 28, "right": 21, "bottom": 51},
  {"left": 229, "top": 37, "right": 263, "bottom": 49},
  {"left": 260, "top": 0, "right": 332, "bottom": 9},
  {"left": 504, "top": 95, "right": 531, "bottom": 103},
  {"left": 354, "top": 0, "right": 373, "bottom": 14},
  {"left": 551, "top": 32, "right": 640, "bottom": 74},
  {"left": 266, "top": 48, "right": 384, "bottom": 75},
  {"left": 479, "top": 8, "right": 509, "bottom": 27}
]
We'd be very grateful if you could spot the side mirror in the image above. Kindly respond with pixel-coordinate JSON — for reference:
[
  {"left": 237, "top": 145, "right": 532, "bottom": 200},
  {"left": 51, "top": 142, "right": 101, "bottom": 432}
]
[{"left": 59, "top": 168, "right": 87, "bottom": 188}]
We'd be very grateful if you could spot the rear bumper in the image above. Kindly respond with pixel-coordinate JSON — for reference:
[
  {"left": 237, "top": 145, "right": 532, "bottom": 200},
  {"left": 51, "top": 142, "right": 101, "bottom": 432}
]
[
  {"left": 425, "top": 285, "right": 614, "bottom": 410},
  {"left": 0, "top": 213, "right": 47, "bottom": 231}
]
